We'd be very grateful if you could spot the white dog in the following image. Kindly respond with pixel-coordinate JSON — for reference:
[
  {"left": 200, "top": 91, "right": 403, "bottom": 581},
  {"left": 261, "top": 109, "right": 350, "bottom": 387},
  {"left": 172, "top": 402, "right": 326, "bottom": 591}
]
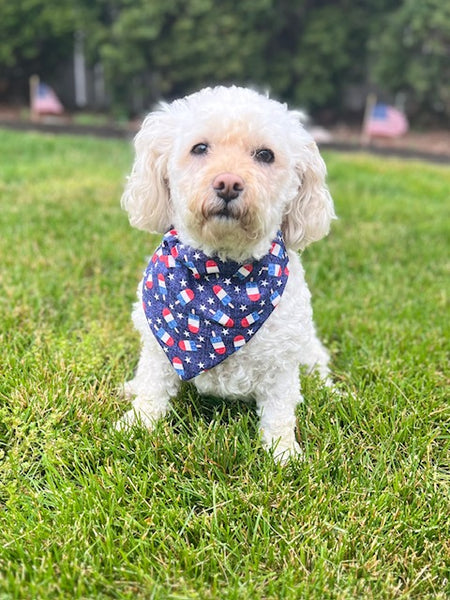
[{"left": 117, "top": 86, "right": 336, "bottom": 462}]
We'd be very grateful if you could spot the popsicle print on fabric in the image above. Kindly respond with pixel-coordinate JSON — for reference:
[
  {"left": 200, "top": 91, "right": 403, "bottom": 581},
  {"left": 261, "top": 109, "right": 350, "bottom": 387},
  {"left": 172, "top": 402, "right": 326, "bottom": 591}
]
[{"left": 142, "top": 229, "right": 289, "bottom": 380}]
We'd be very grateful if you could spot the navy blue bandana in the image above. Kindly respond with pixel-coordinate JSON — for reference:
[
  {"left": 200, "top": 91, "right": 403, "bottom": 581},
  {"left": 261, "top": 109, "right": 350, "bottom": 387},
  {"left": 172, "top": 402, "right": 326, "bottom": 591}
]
[{"left": 142, "top": 229, "right": 289, "bottom": 380}]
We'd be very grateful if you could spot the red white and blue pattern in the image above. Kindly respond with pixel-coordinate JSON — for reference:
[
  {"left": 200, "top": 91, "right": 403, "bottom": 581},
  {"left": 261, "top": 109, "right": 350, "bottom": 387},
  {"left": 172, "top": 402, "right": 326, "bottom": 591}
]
[{"left": 142, "top": 229, "right": 289, "bottom": 380}]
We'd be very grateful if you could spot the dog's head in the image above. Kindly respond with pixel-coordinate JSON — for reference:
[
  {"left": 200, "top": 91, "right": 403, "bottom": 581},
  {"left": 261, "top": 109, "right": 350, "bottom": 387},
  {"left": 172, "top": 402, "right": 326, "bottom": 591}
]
[{"left": 122, "top": 86, "right": 335, "bottom": 261}]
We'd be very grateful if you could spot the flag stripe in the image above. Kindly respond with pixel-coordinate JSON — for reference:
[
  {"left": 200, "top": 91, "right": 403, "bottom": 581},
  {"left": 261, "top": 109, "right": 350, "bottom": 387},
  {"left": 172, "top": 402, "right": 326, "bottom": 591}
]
[
  {"left": 365, "top": 103, "right": 408, "bottom": 138},
  {"left": 32, "top": 83, "right": 64, "bottom": 115}
]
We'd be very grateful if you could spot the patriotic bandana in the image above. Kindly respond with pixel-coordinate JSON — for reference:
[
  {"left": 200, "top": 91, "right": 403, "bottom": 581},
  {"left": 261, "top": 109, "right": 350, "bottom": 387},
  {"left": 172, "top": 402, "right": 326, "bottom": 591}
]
[{"left": 142, "top": 229, "right": 289, "bottom": 380}]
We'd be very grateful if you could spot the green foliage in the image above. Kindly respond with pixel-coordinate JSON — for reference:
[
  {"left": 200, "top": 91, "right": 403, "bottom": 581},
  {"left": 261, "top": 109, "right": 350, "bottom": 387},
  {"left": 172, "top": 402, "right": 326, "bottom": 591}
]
[
  {"left": 0, "top": 130, "right": 449, "bottom": 598},
  {"left": 0, "top": 0, "right": 77, "bottom": 76},
  {"left": 370, "top": 0, "right": 450, "bottom": 120},
  {"left": 96, "top": 0, "right": 368, "bottom": 111},
  {"left": 83, "top": 0, "right": 450, "bottom": 118},
  {"left": 98, "top": 0, "right": 279, "bottom": 107},
  {"left": 288, "top": 4, "right": 360, "bottom": 109},
  {"left": 0, "top": 0, "right": 448, "bottom": 119}
]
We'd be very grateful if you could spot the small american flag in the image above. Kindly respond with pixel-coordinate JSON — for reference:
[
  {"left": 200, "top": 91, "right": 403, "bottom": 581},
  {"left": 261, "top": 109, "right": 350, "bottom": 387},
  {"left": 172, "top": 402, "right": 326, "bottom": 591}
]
[
  {"left": 364, "top": 103, "right": 408, "bottom": 138},
  {"left": 32, "top": 83, "right": 64, "bottom": 115}
]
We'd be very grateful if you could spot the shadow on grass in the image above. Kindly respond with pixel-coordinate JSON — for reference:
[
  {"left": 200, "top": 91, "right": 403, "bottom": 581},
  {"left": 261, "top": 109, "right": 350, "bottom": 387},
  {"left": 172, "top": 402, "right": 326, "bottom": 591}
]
[{"left": 168, "top": 382, "right": 259, "bottom": 437}]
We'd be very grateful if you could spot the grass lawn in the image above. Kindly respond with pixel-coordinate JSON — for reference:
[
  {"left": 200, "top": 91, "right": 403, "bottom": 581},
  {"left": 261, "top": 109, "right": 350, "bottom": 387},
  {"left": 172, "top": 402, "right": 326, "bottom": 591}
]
[{"left": 0, "top": 129, "right": 448, "bottom": 599}]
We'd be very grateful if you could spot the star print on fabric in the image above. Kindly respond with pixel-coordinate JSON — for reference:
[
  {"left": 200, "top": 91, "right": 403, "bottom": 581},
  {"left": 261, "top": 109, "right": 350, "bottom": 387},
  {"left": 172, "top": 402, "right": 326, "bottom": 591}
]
[{"left": 142, "top": 228, "right": 289, "bottom": 380}]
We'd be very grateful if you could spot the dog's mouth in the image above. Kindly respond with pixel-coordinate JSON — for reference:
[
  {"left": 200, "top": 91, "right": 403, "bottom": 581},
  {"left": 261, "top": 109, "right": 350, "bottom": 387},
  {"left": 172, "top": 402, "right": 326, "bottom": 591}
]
[
  {"left": 213, "top": 206, "right": 238, "bottom": 220},
  {"left": 203, "top": 199, "right": 243, "bottom": 222}
]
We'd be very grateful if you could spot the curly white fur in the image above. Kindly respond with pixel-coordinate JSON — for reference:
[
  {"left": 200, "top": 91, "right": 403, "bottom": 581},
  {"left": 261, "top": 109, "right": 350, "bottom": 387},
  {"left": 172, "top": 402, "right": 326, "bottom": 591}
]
[{"left": 117, "top": 86, "right": 336, "bottom": 463}]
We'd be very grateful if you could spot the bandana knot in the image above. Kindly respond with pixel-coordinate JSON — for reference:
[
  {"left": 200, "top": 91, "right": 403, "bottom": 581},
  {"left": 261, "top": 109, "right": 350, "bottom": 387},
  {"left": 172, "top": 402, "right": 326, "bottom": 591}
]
[{"left": 142, "top": 229, "right": 289, "bottom": 380}]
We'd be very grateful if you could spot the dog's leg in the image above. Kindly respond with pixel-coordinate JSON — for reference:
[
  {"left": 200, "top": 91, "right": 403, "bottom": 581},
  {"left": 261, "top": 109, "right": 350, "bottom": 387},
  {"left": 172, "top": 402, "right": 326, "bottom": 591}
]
[
  {"left": 116, "top": 340, "right": 180, "bottom": 432},
  {"left": 255, "top": 367, "right": 303, "bottom": 464}
]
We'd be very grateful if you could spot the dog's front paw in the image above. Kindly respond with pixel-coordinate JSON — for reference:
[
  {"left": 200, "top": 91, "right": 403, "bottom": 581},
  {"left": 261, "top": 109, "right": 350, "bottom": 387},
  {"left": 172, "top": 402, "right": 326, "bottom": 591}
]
[
  {"left": 260, "top": 428, "right": 303, "bottom": 464},
  {"left": 115, "top": 407, "right": 157, "bottom": 432},
  {"left": 272, "top": 440, "right": 303, "bottom": 465},
  {"left": 121, "top": 380, "right": 136, "bottom": 399}
]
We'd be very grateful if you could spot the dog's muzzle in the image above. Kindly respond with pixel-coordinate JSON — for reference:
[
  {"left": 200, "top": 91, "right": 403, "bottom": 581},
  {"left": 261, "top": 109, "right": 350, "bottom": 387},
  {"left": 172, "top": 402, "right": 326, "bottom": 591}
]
[{"left": 209, "top": 172, "right": 245, "bottom": 220}]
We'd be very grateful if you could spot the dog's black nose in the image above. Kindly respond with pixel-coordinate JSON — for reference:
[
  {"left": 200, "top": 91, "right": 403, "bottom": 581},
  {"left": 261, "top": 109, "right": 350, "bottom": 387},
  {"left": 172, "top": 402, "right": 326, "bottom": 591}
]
[{"left": 212, "top": 173, "right": 244, "bottom": 203}]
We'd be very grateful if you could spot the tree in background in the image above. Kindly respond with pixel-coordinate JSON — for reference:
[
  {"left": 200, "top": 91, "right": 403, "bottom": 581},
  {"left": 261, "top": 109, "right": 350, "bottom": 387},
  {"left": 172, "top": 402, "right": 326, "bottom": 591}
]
[
  {"left": 0, "top": 0, "right": 77, "bottom": 99},
  {"left": 96, "top": 0, "right": 278, "bottom": 112},
  {"left": 370, "top": 0, "right": 450, "bottom": 122},
  {"left": 96, "top": 0, "right": 377, "bottom": 115},
  {"left": 0, "top": 0, "right": 448, "bottom": 122}
]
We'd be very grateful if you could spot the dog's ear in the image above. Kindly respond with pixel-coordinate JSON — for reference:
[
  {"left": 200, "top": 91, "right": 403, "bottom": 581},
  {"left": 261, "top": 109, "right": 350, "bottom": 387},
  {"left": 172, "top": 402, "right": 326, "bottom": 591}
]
[
  {"left": 121, "top": 108, "right": 174, "bottom": 233},
  {"left": 282, "top": 138, "right": 336, "bottom": 250}
]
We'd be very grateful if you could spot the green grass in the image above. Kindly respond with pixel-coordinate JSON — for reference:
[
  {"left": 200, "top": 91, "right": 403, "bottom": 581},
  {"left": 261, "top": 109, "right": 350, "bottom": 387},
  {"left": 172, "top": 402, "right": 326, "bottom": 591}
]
[{"left": 0, "top": 129, "right": 448, "bottom": 599}]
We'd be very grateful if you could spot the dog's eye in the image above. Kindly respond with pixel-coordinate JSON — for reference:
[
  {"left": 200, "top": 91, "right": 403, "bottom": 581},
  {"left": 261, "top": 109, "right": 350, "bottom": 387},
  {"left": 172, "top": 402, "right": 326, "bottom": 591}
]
[
  {"left": 254, "top": 148, "right": 275, "bottom": 164},
  {"left": 190, "top": 143, "right": 209, "bottom": 156}
]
